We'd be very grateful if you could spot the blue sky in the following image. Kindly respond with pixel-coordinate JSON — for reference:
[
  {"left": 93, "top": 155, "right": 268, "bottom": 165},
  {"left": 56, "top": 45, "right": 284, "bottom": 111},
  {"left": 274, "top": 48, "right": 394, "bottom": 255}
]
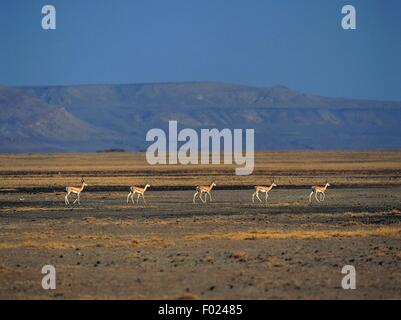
[{"left": 1, "top": 0, "right": 400, "bottom": 100}]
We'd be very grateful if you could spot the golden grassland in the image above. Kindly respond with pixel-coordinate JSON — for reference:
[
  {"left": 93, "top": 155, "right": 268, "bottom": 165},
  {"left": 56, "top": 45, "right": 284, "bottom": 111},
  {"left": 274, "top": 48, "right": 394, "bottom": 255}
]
[
  {"left": 1, "top": 219, "right": 400, "bottom": 250},
  {"left": 0, "top": 150, "right": 400, "bottom": 188},
  {"left": 184, "top": 225, "right": 401, "bottom": 241}
]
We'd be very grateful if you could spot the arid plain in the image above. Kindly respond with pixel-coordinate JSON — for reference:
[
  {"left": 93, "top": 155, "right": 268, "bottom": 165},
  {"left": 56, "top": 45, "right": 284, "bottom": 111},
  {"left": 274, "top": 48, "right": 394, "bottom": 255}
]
[{"left": 0, "top": 151, "right": 400, "bottom": 299}]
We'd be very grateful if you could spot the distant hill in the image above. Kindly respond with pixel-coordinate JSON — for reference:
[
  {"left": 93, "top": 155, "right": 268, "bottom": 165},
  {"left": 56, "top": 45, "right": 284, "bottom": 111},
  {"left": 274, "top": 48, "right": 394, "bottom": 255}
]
[
  {"left": 1, "top": 82, "right": 401, "bottom": 152},
  {"left": 0, "top": 86, "right": 101, "bottom": 152}
]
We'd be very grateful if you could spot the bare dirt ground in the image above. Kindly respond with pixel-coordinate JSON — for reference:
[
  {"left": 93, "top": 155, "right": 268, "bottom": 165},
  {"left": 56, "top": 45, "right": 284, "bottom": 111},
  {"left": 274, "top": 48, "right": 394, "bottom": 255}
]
[{"left": 0, "top": 151, "right": 401, "bottom": 299}]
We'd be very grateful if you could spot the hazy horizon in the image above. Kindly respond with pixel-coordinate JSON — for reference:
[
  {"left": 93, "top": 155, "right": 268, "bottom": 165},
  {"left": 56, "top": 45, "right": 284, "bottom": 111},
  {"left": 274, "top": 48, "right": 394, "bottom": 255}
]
[{"left": 3, "top": 81, "right": 401, "bottom": 103}]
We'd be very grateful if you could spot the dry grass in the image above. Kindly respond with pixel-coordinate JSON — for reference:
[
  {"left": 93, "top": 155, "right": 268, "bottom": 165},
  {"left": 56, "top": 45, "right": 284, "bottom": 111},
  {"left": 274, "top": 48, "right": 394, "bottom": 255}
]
[
  {"left": 130, "top": 236, "right": 175, "bottom": 248},
  {"left": 2, "top": 224, "right": 399, "bottom": 251},
  {"left": 184, "top": 225, "right": 401, "bottom": 241},
  {"left": 0, "top": 207, "right": 63, "bottom": 213},
  {"left": 1, "top": 150, "right": 400, "bottom": 171},
  {"left": 0, "top": 240, "right": 77, "bottom": 250},
  {"left": 82, "top": 217, "right": 135, "bottom": 226},
  {"left": 1, "top": 151, "right": 401, "bottom": 188},
  {"left": 0, "top": 232, "right": 175, "bottom": 249}
]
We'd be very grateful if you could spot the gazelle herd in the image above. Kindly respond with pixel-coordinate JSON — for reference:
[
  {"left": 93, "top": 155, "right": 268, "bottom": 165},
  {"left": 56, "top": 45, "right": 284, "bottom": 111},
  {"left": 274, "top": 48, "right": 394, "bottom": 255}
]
[{"left": 64, "top": 178, "right": 331, "bottom": 206}]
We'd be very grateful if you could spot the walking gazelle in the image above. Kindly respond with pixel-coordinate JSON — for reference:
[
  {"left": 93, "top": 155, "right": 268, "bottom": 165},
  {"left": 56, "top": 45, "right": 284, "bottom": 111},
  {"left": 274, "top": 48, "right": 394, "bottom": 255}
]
[
  {"left": 127, "top": 184, "right": 150, "bottom": 204},
  {"left": 309, "top": 181, "right": 330, "bottom": 203},
  {"left": 252, "top": 180, "right": 277, "bottom": 204},
  {"left": 65, "top": 178, "right": 88, "bottom": 205},
  {"left": 193, "top": 182, "right": 216, "bottom": 203}
]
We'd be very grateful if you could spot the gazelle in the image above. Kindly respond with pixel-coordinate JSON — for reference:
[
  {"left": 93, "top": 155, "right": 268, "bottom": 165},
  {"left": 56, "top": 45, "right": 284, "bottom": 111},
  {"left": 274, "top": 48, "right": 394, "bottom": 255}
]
[
  {"left": 193, "top": 182, "right": 216, "bottom": 203},
  {"left": 127, "top": 184, "right": 150, "bottom": 204},
  {"left": 65, "top": 178, "right": 88, "bottom": 205},
  {"left": 252, "top": 181, "right": 277, "bottom": 204},
  {"left": 309, "top": 182, "right": 330, "bottom": 203}
]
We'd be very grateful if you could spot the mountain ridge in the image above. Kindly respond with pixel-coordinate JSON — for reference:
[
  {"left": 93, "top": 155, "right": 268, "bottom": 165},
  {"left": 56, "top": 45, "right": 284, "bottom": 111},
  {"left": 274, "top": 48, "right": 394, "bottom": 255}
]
[{"left": 1, "top": 82, "right": 401, "bottom": 152}]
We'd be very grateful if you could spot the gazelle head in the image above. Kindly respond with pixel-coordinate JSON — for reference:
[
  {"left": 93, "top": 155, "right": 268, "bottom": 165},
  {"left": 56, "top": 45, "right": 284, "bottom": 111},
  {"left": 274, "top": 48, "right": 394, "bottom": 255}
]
[
  {"left": 144, "top": 183, "right": 150, "bottom": 188},
  {"left": 211, "top": 181, "right": 216, "bottom": 187},
  {"left": 271, "top": 178, "right": 277, "bottom": 187},
  {"left": 81, "top": 178, "right": 88, "bottom": 187}
]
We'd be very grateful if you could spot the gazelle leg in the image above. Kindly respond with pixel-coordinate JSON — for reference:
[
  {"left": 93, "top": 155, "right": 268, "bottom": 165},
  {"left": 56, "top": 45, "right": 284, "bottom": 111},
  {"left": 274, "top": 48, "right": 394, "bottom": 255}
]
[
  {"left": 73, "top": 193, "right": 78, "bottom": 204},
  {"left": 309, "top": 191, "right": 314, "bottom": 203},
  {"left": 265, "top": 192, "right": 268, "bottom": 203},
  {"left": 127, "top": 192, "right": 132, "bottom": 204},
  {"left": 193, "top": 191, "right": 198, "bottom": 203},
  {"left": 136, "top": 194, "right": 140, "bottom": 204},
  {"left": 201, "top": 192, "right": 206, "bottom": 203},
  {"left": 256, "top": 191, "right": 262, "bottom": 203},
  {"left": 208, "top": 192, "right": 212, "bottom": 202},
  {"left": 252, "top": 192, "right": 256, "bottom": 203},
  {"left": 73, "top": 193, "right": 80, "bottom": 205},
  {"left": 131, "top": 193, "right": 136, "bottom": 204},
  {"left": 321, "top": 193, "right": 325, "bottom": 201},
  {"left": 142, "top": 194, "right": 146, "bottom": 204},
  {"left": 65, "top": 192, "right": 70, "bottom": 205},
  {"left": 315, "top": 192, "right": 320, "bottom": 202}
]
